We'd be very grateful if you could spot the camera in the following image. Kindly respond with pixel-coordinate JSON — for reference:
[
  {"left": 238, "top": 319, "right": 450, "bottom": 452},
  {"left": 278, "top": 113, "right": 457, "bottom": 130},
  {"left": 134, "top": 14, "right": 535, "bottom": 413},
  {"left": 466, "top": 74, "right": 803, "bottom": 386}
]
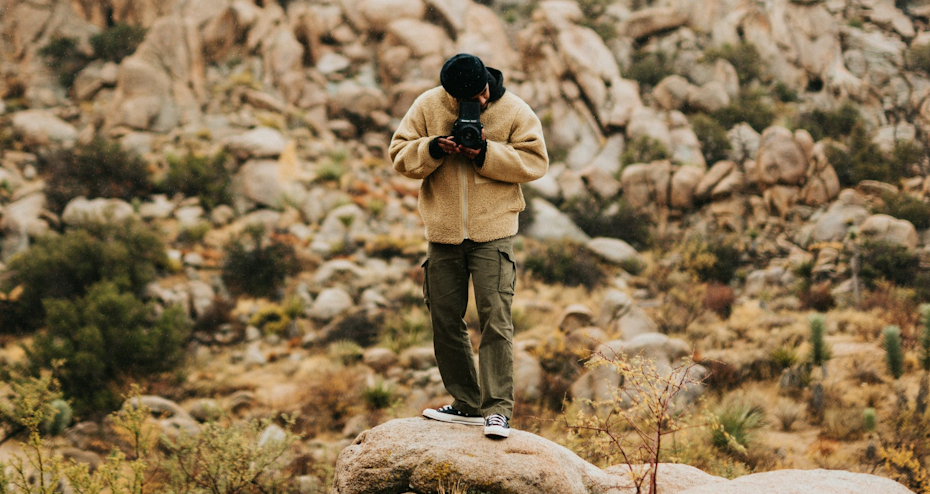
[{"left": 452, "top": 100, "right": 483, "bottom": 149}]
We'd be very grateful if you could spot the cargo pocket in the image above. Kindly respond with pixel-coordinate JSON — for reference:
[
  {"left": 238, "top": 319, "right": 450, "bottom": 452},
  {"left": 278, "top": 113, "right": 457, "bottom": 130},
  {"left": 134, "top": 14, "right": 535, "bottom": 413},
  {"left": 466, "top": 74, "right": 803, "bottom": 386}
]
[
  {"left": 421, "top": 258, "right": 430, "bottom": 310},
  {"left": 498, "top": 248, "right": 516, "bottom": 295}
]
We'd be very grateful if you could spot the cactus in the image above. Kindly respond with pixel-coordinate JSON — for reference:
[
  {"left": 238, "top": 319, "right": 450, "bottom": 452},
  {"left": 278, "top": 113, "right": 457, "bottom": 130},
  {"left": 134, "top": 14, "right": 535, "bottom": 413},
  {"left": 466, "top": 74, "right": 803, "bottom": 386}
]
[
  {"left": 808, "top": 314, "right": 832, "bottom": 372},
  {"left": 883, "top": 325, "right": 905, "bottom": 380},
  {"left": 863, "top": 407, "right": 877, "bottom": 433},
  {"left": 43, "top": 399, "right": 73, "bottom": 436}
]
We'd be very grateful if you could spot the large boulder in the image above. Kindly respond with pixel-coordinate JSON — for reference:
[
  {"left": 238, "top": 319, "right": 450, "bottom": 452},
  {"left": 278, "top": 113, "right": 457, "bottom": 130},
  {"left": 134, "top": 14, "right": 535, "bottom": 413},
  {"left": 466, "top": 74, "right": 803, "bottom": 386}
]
[
  {"left": 224, "top": 127, "right": 288, "bottom": 159},
  {"left": 670, "top": 165, "right": 704, "bottom": 209},
  {"left": 754, "top": 126, "right": 808, "bottom": 187},
  {"left": 332, "top": 417, "right": 722, "bottom": 494},
  {"left": 523, "top": 198, "right": 590, "bottom": 242},
  {"left": 620, "top": 6, "right": 688, "bottom": 39},
  {"left": 586, "top": 238, "right": 640, "bottom": 267},
  {"left": 61, "top": 197, "right": 136, "bottom": 226},
  {"left": 677, "top": 468, "right": 914, "bottom": 494},
  {"left": 0, "top": 193, "right": 48, "bottom": 261},
  {"left": 12, "top": 110, "right": 77, "bottom": 147},
  {"left": 620, "top": 160, "right": 672, "bottom": 209},
  {"left": 859, "top": 214, "right": 919, "bottom": 251},
  {"left": 809, "top": 189, "right": 870, "bottom": 243}
]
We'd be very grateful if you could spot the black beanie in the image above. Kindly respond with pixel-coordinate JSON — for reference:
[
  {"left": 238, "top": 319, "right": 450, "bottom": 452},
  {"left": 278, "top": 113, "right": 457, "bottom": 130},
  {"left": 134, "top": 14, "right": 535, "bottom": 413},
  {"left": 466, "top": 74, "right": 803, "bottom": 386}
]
[{"left": 440, "top": 54, "right": 488, "bottom": 99}]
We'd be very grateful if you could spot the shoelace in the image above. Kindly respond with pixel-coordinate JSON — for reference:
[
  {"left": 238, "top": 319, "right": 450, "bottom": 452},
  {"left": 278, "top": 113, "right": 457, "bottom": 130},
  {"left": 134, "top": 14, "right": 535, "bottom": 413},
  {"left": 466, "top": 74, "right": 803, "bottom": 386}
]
[
  {"left": 486, "top": 414, "right": 507, "bottom": 427},
  {"left": 439, "top": 405, "right": 468, "bottom": 416}
]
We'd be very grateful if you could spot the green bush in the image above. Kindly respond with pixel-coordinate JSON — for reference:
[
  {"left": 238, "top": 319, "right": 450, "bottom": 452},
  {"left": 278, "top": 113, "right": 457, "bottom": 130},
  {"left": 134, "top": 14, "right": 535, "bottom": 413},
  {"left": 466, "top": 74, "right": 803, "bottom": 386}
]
[
  {"left": 795, "top": 102, "right": 862, "bottom": 142},
  {"left": 621, "top": 135, "right": 670, "bottom": 167},
  {"left": 873, "top": 191, "right": 930, "bottom": 230},
  {"left": 690, "top": 113, "right": 732, "bottom": 165},
  {"left": 161, "top": 151, "right": 233, "bottom": 210},
  {"left": 1, "top": 221, "right": 168, "bottom": 333},
  {"left": 772, "top": 81, "right": 798, "bottom": 103},
  {"left": 859, "top": 240, "right": 921, "bottom": 289},
  {"left": 90, "top": 24, "right": 147, "bottom": 63},
  {"left": 525, "top": 239, "right": 608, "bottom": 290},
  {"left": 703, "top": 42, "right": 763, "bottom": 85},
  {"left": 38, "top": 37, "right": 88, "bottom": 89},
  {"left": 40, "top": 138, "right": 152, "bottom": 213},
  {"left": 681, "top": 234, "right": 741, "bottom": 284},
  {"left": 807, "top": 314, "right": 832, "bottom": 369},
  {"left": 891, "top": 140, "right": 925, "bottom": 178},
  {"left": 907, "top": 43, "right": 930, "bottom": 74},
  {"left": 711, "top": 401, "right": 767, "bottom": 455},
  {"left": 221, "top": 225, "right": 298, "bottom": 298},
  {"left": 27, "top": 281, "right": 190, "bottom": 413},
  {"left": 560, "top": 195, "right": 653, "bottom": 250},
  {"left": 823, "top": 125, "right": 891, "bottom": 187},
  {"left": 626, "top": 50, "right": 674, "bottom": 87},
  {"left": 712, "top": 89, "right": 775, "bottom": 133}
]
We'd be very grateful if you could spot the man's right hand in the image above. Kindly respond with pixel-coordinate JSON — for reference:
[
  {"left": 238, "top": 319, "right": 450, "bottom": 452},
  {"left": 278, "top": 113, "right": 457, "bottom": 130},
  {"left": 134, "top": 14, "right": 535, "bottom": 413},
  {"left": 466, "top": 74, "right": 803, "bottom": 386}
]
[{"left": 437, "top": 136, "right": 461, "bottom": 155}]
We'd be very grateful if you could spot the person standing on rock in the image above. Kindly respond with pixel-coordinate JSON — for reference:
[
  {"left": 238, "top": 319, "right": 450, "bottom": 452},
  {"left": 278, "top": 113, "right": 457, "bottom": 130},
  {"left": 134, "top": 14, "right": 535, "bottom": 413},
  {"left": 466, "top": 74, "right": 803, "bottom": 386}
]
[{"left": 389, "top": 54, "right": 548, "bottom": 439}]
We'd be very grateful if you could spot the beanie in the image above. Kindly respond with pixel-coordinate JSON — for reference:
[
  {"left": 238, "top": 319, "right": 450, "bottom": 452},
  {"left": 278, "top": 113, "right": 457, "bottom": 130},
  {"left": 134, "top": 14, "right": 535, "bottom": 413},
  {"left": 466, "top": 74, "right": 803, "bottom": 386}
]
[{"left": 440, "top": 54, "right": 488, "bottom": 99}]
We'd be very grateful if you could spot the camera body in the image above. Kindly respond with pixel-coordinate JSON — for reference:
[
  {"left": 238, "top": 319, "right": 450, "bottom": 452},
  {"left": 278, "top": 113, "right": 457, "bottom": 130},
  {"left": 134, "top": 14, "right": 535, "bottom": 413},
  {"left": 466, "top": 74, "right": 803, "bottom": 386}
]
[{"left": 452, "top": 100, "right": 483, "bottom": 149}]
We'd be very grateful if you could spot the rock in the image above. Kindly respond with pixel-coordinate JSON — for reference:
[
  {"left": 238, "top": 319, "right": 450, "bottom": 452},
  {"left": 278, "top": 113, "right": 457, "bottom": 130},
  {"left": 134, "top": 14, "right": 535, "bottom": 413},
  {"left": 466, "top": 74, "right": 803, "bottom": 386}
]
[
  {"left": 62, "top": 197, "right": 136, "bottom": 226},
  {"left": 579, "top": 166, "right": 620, "bottom": 200},
  {"left": 329, "top": 81, "right": 389, "bottom": 118},
  {"left": 139, "top": 195, "right": 175, "bottom": 219},
  {"left": 332, "top": 418, "right": 722, "bottom": 494},
  {"left": 695, "top": 161, "right": 735, "bottom": 200},
  {"left": 557, "top": 304, "right": 595, "bottom": 332},
  {"left": 308, "top": 288, "right": 355, "bottom": 322},
  {"left": 727, "top": 123, "right": 761, "bottom": 164},
  {"left": 1, "top": 193, "right": 48, "bottom": 261},
  {"left": 523, "top": 198, "right": 590, "bottom": 242},
  {"left": 225, "top": 127, "right": 287, "bottom": 159},
  {"left": 363, "top": 347, "right": 398, "bottom": 373},
  {"left": 865, "top": 2, "right": 915, "bottom": 38},
  {"left": 187, "top": 281, "right": 215, "bottom": 320},
  {"left": 123, "top": 395, "right": 198, "bottom": 440},
  {"left": 711, "top": 170, "right": 745, "bottom": 199},
  {"left": 12, "top": 110, "right": 77, "bottom": 147},
  {"left": 514, "top": 350, "right": 544, "bottom": 401},
  {"left": 359, "top": 0, "right": 425, "bottom": 32},
  {"left": 754, "top": 126, "right": 808, "bottom": 186},
  {"left": 687, "top": 82, "right": 730, "bottom": 113},
  {"left": 616, "top": 305, "right": 660, "bottom": 340},
  {"left": 626, "top": 106, "right": 671, "bottom": 150},
  {"left": 233, "top": 159, "right": 304, "bottom": 209},
  {"left": 653, "top": 75, "right": 694, "bottom": 111},
  {"left": 586, "top": 238, "right": 640, "bottom": 267},
  {"left": 620, "top": 160, "right": 672, "bottom": 209},
  {"left": 859, "top": 214, "right": 919, "bottom": 250},
  {"left": 671, "top": 165, "right": 705, "bottom": 209},
  {"left": 677, "top": 468, "right": 914, "bottom": 494},
  {"left": 621, "top": 6, "right": 688, "bottom": 39},
  {"left": 589, "top": 134, "right": 626, "bottom": 176},
  {"left": 810, "top": 189, "right": 869, "bottom": 243},
  {"left": 456, "top": 3, "right": 519, "bottom": 70},
  {"left": 400, "top": 346, "right": 436, "bottom": 370},
  {"left": 764, "top": 185, "right": 800, "bottom": 219}
]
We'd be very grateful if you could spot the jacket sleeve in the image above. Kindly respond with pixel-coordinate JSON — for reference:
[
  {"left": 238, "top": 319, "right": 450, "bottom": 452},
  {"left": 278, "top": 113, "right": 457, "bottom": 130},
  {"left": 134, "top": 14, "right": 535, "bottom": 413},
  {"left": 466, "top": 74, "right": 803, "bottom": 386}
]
[
  {"left": 475, "top": 104, "right": 549, "bottom": 184},
  {"left": 390, "top": 97, "right": 444, "bottom": 180}
]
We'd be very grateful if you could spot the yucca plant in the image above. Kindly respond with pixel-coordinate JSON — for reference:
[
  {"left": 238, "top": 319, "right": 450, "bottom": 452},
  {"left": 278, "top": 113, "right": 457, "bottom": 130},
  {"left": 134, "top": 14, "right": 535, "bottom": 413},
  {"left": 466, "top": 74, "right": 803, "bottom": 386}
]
[
  {"left": 808, "top": 314, "right": 832, "bottom": 375},
  {"left": 884, "top": 325, "right": 905, "bottom": 380},
  {"left": 712, "top": 401, "right": 768, "bottom": 456}
]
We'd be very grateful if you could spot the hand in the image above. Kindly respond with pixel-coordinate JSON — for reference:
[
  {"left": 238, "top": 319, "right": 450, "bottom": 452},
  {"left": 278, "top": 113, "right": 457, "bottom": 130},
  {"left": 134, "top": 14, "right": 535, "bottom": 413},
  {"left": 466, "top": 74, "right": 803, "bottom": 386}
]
[{"left": 437, "top": 129, "right": 485, "bottom": 159}]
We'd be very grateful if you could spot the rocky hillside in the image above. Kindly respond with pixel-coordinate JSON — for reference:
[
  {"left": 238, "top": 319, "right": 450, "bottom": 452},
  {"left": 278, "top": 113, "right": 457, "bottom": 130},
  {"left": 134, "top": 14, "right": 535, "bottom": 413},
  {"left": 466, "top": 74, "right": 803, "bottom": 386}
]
[{"left": 2, "top": 0, "right": 930, "bottom": 492}]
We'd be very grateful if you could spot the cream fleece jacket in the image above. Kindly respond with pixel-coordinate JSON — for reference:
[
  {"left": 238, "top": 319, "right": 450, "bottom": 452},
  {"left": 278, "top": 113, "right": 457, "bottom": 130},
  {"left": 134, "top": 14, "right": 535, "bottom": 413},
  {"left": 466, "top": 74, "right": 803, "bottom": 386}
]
[{"left": 390, "top": 87, "right": 549, "bottom": 244}]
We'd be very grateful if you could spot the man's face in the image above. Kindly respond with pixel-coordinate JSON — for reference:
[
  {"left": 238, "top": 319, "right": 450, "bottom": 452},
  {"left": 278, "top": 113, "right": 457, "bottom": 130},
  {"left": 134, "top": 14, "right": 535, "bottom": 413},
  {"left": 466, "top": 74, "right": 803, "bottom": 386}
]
[{"left": 463, "top": 84, "right": 490, "bottom": 111}]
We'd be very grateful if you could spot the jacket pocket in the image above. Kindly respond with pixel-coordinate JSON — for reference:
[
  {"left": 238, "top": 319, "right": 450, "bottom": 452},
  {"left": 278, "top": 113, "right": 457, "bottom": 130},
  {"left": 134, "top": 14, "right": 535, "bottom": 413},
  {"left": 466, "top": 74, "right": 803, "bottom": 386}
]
[
  {"left": 421, "top": 258, "right": 430, "bottom": 309},
  {"left": 498, "top": 247, "right": 516, "bottom": 295}
]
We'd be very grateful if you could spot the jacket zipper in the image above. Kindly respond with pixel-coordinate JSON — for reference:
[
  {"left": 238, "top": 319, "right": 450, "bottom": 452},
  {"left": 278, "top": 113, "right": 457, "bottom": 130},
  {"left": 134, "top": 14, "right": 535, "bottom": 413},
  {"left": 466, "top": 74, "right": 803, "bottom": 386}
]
[{"left": 461, "top": 161, "right": 469, "bottom": 240}]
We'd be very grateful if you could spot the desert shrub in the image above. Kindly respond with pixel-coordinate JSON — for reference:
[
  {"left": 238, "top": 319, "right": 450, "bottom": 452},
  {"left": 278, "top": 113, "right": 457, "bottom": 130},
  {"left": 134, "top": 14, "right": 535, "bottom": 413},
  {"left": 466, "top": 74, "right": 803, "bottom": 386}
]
[
  {"left": 380, "top": 307, "right": 430, "bottom": 353},
  {"left": 873, "top": 191, "right": 930, "bottom": 230},
  {"left": 795, "top": 102, "right": 862, "bottom": 142},
  {"left": 703, "top": 283, "right": 735, "bottom": 318},
  {"left": 824, "top": 124, "right": 900, "bottom": 187},
  {"left": 906, "top": 43, "right": 930, "bottom": 74},
  {"left": 770, "top": 344, "right": 799, "bottom": 370},
  {"left": 680, "top": 234, "right": 741, "bottom": 284},
  {"left": 712, "top": 89, "right": 775, "bottom": 133},
  {"left": 772, "top": 81, "right": 798, "bottom": 102},
  {"left": 773, "top": 399, "right": 802, "bottom": 432},
  {"left": 920, "top": 305, "right": 930, "bottom": 371},
  {"left": 711, "top": 400, "right": 768, "bottom": 456},
  {"left": 324, "top": 311, "right": 382, "bottom": 348},
  {"left": 690, "top": 113, "right": 732, "bottom": 165},
  {"left": 38, "top": 37, "right": 88, "bottom": 89},
  {"left": 559, "top": 195, "right": 653, "bottom": 249},
  {"left": 821, "top": 405, "right": 865, "bottom": 441},
  {"left": 703, "top": 42, "right": 762, "bottom": 85},
  {"left": 161, "top": 151, "right": 233, "bottom": 210},
  {"left": 620, "top": 135, "right": 670, "bottom": 167},
  {"left": 524, "top": 239, "right": 608, "bottom": 290},
  {"left": 1, "top": 221, "right": 167, "bottom": 333},
  {"left": 859, "top": 240, "right": 921, "bottom": 289},
  {"left": 300, "top": 367, "right": 362, "bottom": 432},
  {"left": 884, "top": 325, "right": 905, "bottom": 380},
  {"left": 221, "top": 226, "right": 298, "bottom": 298},
  {"left": 532, "top": 334, "right": 586, "bottom": 411},
  {"left": 40, "top": 138, "right": 151, "bottom": 213},
  {"left": 90, "top": 24, "right": 147, "bottom": 63},
  {"left": 891, "top": 140, "right": 925, "bottom": 178},
  {"left": 27, "top": 281, "right": 190, "bottom": 413},
  {"left": 361, "top": 379, "right": 397, "bottom": 411},
  {"left": 626, "top": 50, "right": 674, "bottom": 87}
]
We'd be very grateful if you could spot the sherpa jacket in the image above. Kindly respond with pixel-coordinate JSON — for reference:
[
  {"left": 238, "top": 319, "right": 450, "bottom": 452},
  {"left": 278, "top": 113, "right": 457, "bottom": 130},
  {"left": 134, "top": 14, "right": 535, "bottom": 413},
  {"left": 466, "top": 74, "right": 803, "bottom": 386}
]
[{"left": 390, "top": 87, "right": 548, "bottom": 244}]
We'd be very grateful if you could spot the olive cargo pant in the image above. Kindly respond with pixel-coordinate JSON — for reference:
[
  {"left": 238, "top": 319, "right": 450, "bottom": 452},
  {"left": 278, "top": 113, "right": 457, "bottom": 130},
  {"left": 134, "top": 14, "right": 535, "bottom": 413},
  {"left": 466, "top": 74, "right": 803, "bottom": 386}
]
[{"left": 423, "top": 236, "right": 516, "bottom": 418}]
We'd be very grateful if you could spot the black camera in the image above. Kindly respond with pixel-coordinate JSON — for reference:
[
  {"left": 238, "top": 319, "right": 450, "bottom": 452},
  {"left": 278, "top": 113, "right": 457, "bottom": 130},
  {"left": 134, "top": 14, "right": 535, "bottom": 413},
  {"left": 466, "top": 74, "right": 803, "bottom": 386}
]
[{"left": 452, "top": 100, "right": 483, "bottom": 149}]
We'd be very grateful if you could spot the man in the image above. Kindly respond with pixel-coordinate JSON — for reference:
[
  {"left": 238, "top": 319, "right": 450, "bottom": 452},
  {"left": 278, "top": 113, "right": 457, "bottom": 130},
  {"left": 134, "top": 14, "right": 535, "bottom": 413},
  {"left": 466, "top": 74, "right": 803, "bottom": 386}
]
[{"left": 389, "top": 53, "right": 548, "bottom": 439}]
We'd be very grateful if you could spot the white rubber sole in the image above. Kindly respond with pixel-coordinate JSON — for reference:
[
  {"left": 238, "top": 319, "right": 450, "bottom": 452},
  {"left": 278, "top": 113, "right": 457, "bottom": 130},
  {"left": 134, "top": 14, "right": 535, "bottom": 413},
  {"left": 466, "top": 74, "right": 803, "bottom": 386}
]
[
  {"left": 422, "top": 408, "right": 484, "bottom": 426},
  {"left": 484, "top": 425, "right": 511, "bottom": 438}
]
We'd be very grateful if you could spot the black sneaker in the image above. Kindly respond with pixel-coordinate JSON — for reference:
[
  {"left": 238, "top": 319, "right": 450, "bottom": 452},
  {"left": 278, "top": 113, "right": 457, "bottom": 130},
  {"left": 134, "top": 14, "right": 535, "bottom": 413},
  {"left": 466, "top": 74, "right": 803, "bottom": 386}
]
[
  {"left": 422, "top": 405, "right": 484, "bottom": 426},
  {"left": 484, "top": 414, "right": 510, "bottom": 438}
]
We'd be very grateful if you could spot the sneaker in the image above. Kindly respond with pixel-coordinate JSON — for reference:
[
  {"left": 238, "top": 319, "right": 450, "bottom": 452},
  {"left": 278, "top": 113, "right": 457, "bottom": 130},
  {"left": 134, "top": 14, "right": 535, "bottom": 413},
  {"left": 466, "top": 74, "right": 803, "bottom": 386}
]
[
  {"left": 422, "top": 405, "right": 484, "bottom": 426},
  {"left": 484, "top": 414, "right": 510, "bottom": 438}
]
